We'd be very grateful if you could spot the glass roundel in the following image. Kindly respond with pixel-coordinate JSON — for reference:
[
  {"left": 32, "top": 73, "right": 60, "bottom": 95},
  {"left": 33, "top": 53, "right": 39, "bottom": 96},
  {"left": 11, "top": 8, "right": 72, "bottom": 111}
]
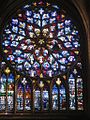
[{"left": 2, "top": 1, "right": 80, "bottom": 78}]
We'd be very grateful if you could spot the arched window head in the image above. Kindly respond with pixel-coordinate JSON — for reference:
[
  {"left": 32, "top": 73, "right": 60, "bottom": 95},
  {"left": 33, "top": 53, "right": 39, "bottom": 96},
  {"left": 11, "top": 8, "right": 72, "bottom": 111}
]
[
  {"left": 0, "top": 0, "right": 85, "bottom": 116},
  {"left": 2, "top": 1, "right": 80, "bottom": 79}
]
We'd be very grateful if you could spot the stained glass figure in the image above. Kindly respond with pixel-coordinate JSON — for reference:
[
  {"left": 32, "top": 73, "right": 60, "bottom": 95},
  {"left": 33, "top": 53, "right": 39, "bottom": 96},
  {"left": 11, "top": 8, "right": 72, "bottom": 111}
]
[
  {"left": 42, "top": 86, "right": 49, "bottom": 110},
  {"left": 52, "top": 84, "right": 58, "bottom": 110},
  {"left": 68, "top": 74, "right": 75, "bottom": 110},
  {"left": 77, "top": 76, "right": 83, "bottom": 110},
  {"left": 60, "top": 85, "right": 66, "bottom": 110},
  {"left": 34, "top": 87, "right": 41, "bottom": 111},
  {"left": 72, "top": 62, "right": 83, "bottom": 110},
  {"left": 0, "top": 74, "right": 6, "bottom": 111},
  {"left": 17, "top": 84, "right": 24, "bottom": 110},
  {"left": 25, "top": 84, "right": 31, "bottom": 110},
  {"left": 7, "top": 74, "right": 14, "bottom": 111}
]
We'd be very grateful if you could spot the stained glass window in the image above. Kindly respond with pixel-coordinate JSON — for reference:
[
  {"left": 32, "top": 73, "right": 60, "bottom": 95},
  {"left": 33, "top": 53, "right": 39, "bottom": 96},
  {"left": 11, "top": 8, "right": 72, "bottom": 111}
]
[
  {"left": 52, "top": 84, "right": 58, "bottom": 110},
  {"left": 7, "top": 74, "right": 14, "bottom": 111},
  {"left": 60, "top": 84, "right": 66, "bottom": 110},
  {"left": 0, "top": 0, "right": 84, "bottom": 115},
  {"left": 0, "top": 60, "right": 14, "bottom": 112},
  {"left": 42, "top": 85, "right": 49, "bottom": 111},
  {"left": 34, "top": 87, "right": 41, "bottom": 111},
  {"left": 17, "top": 78, "right": 32, "bottom": 111},
  {"left": 2, "top": 1, "right": 80, "bottom": 79},
  {"left": 17, "top": 83, "right": 24, "bottom": 111},
  {"left": 0, "top": 74, "right": 6, "bottom": 111}
]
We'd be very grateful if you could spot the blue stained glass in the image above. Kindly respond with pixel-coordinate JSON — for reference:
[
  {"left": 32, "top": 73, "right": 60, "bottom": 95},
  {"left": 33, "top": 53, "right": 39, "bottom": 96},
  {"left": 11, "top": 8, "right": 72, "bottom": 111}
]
[
  {"left": 26, "top": 10, "right": 32, "bottom": 16},
  {"left": 35, "top": 49, "right": 40, "bottom": 56},
  {"left": 19, "top": 22, "right": 26, "bottom": 29},
  {"left": 34, "top": 89, "right": 41, "bottom": 111},
  {"left": 27, "top": 25, "right": 33, "bottom": 31},
  {"left": 16, "top": 36, "right": 24, "bottom": 41},
  {"left": 0, "top": 74, "right": 6, "bottom": 111},
  {"left": 43, "top": 49, "right": 48, "bottom": 56},
  {"left": 51, "top": 62, "right": 59, "bottom": 71},
  {"left": 17, "top": 65, "right": 23, "bottom": 70},
  {"left": 68, "top": 56, "right": 75, "bottom": 62},
  {"left": 43, "top": 62, "right": 50, "bottom": 70},
  {"left": 5, "top": 29, "right": 11, "bottom": 34},
  {"left": 12, "top": 26, "right": 18, "bottom": 33},
  {"left": 60, "top": 85, "right": 66, "bottom": 110},
  {"left": 72, "top": 29, "right": 78, "bottom": 35},
  {"left": 65, "top": 20, "right": 71, "bottom": 26},
  {"left": 58, "top": 58, "right": 68, "bottom": 64},
  {"left": 25, "top": 39, "right": 31, "bottom": 44},
  {"left": 65, "top": 27, "right": 71, "bottom": 34},
  {"left": 50, "top": 25, "right": 56, "bottom": 31},
  {"left": 15, "top": 57, "right": 24, "bottom": 64},
  {"left": 3, "top": 40, "right": 10, "bottom": 46},
  {"left": 0, "top": 1, "right": 84, "bottom": 113},
  {"left": 34, "top": 19, "right": 41, "bottom": 27},
  {"left": 42, "top": 14, "right": 49, "bottom": 19},
  {"left": 27, "top": 44, "right": 34, "bottom": 50},
  {"left": 57, "top": 30, "right": 64, "bottom": 36},
  {"left": 52, "top": 53, "right": 59, "bottom": 59},
  {"left": 25, "top": 84, "right": 31, "bottom": 110},
  {"left": 12, "top": 19, "right": 18, "bottom": 25},
  {"left": 61, "top": 51, "right": 69, "bottom": 57},
  {"left": 33, "top": 62, "right": 40, "bottom": 70},
  {"left": 8, "top": 55, "right": 15, "bottom": 61},
  {"left": 8, "top": 74, "right": 14, "bottom": 83},
  {"left": 33, "top": 13, "right": 40, "bottom": 19},
  {"left": 64, "top": 42, "right": 72, "bottom": 48},
  {"left": 13, "top": 50, "right": 22, "bottom": 56},
  {"left": 29, "top": 55, "right": 34, "bottom": 64},
  {"left": 77, "top": 76, "right": 83, "bottom": 110},
  {"left": 11, "top": 41, "right": 19, "bottom": 47},
  {"left": 52, "top": 85, "right": 58, "bottom": 110},
  {"left": 39, "top": 8, "right": 44, "bottom": 15},
  {"left": 30, "top": 70, "right": 36, "bottom": 77},
  {"left": 7, "top": 74, "right": 14, "bottom": 111},
  {"left": 17, "top": 84, "right": 24, "bottom": 110},
  {"left": 19, "top": 43, "right": 27, "bottom": 50},
  {"left": 47, "top": 70, "right": 54, "bottom": 77},
  {"left": 68, "top": 74, "right": 76, "bottom": 110},
  {"left": 42, "top": 89, "right": 49, "bottom": 110},
  {"left": 51, "top": 11, "right": 57, "bottom": 17},
  {"left": 27, "top": 17, "right": 33, "bottom": 23},
  {"left": 19, "top": 28, "right": 25, "bottom": 36},
  {"left": 73, "top": 41, "right": 80, "bottom": 48},
  {"left": 1, "top": 74, "right": 6, "bottom": 83},
  {"left": 50, "top": 18, "right": 56, "bottom": 24},
  {"left": 60, "top": 65, "right": 66, "bottom": 71},
  {"left": 58, "top": 36, "right": 65, "bottom": 41},
  {"left": 2, "top": 1, "right": 81, "bottom": 78},
  {"left": 42, "top": 20, "right": 47, "bottom": 27},
  {"left": 24, "top": 61, "right": 31, "bottom": 70},
  {"left": 58, "top": 23, "right": 64, "bottom": 29}
]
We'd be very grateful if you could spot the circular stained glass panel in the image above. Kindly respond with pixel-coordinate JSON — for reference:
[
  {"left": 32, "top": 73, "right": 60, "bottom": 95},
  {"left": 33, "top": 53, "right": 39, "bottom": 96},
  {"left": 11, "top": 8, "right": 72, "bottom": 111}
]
[{"left": 2, "top": 1, "right": 80, "bottom": 78}]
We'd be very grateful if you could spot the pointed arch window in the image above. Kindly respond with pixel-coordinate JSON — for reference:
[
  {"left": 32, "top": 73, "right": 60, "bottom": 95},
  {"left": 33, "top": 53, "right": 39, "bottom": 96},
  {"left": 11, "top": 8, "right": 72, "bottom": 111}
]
[
  {"left": 0, "top": 0, "right": 86, "bottom": 117},
  {"left": 0, "top": 72, "right": 14, "bottom": 112},
  {"left": 17, "top": 78, "right": 32, "bottom": 111}
]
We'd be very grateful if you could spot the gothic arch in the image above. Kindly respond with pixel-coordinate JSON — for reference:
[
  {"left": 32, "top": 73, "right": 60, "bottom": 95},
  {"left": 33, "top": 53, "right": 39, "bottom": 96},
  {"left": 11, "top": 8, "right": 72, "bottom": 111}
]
[{"left": 0, "top": 0, "right": 89, "bottom": 119}]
